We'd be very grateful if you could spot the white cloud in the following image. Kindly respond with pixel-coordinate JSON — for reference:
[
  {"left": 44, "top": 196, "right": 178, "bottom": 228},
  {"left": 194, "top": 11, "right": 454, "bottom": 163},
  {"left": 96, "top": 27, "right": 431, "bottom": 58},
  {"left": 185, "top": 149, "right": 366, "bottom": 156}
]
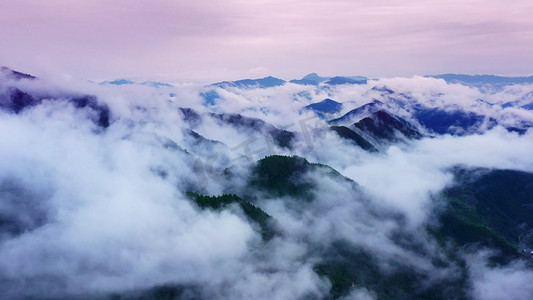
[
  {"left": 1, "top": 74, "right": 533, "bottom": 298},
  {"left": 468, "top": 251, "right": 533, "bottom": 300}
]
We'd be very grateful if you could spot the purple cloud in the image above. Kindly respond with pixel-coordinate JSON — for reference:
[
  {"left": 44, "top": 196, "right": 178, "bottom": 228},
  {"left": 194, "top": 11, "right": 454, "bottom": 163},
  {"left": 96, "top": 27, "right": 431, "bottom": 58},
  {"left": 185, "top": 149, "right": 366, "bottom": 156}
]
[{"left": 1, "top": 0, "right": 532, "bottom": 81}]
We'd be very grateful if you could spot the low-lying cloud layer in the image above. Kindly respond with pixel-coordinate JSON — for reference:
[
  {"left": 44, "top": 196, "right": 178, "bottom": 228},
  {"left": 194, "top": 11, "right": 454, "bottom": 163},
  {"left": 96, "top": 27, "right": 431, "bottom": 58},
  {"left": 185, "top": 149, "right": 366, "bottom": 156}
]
[{"left": 1, "top": 72, "right": 533, "bottom": 299}]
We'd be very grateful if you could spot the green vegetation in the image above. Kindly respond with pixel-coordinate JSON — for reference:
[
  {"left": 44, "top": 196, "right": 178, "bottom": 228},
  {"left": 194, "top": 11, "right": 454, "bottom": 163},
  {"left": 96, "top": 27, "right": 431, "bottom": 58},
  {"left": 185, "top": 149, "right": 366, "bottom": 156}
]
[
  {"left": 111, "top": 165, "right": 533, "bottom": 300},
  {"left": 314, "top": 242, "right": 468, "bottom": 300},
  {"left": 250, "top": 155, "right": 314, "bottom": 198},
  {"left": 314, "top": 167, "right": 533, "bottom": 299},
  {"left": 249, "top": 155, "right": 353, "bottom": 199},
  {"left": 431, "top": 168, "right": 533, "bottom": 262},
  {"left": 107, "top": 284, "right": 201, "bottom": 300},
  {"left": 186, "top": 192, "right": 276, "bottom": 240}
]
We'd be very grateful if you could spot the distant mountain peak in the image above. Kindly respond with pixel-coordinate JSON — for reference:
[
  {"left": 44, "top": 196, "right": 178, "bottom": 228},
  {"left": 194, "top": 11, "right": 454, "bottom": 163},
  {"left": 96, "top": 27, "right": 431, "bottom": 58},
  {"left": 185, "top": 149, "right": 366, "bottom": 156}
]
[
  {"left": 370, "top": 85, "right": 394, "bottom": 94},
  {"left": 213, "top": 76, "right": 286, "bottom": 89},
  {"left": 0, "top": 67, "right": 36, "bottom": 80},
  {"left": 303, "top": 98, "right": 343, "bottom": 118},
  {"left": 368, "top": 99, "right": 385, "bottom": 105},
  {"left": 141, "top": 81, "right": 174, "bottom": 88},
  {"left": 320, "top": 98, "right": 339, "bottom": 104},
  {"left": 325, "top": 76, "right": 367, "bottom": 85},
  {"left": 302, "top": 73, "right": 328, "bottom": 82},
  {"left": 353, "top": 110, "right": 422, "bottom": 141},
  {"left": 328, "top": 99, "right": 388, "bottom": 125},
  {"left": 104, "top": 79, "right": 135, "bottom": 85},
  {"left": 427, "top": 74, "right": 533, "bottom": 87},
  {"left": 290, "top": 73, "right": 329, "bottom": 85},
  {"left": 100, "top": 79, "right": 173, "bottom": 87}
]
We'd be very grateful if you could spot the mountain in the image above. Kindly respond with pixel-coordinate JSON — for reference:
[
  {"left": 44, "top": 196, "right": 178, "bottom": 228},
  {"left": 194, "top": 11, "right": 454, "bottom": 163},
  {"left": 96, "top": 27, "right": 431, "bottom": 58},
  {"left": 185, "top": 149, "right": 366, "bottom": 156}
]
[
  {"left": 325, "top": 76, "right": 367, "bottom": 85},
  {"left": 413, "top": 106, "right": 496, "bottom": 135},
  {"left": 0, "top": 84, "right": 110, "bottom": 128},
  {"left": 182, "top": 129, "right": 227, "bottom": 157},
  {"left": 329, "top": 126, "right": 377, "bottom": 152},
  {"left": 0, "top": 88, "right": 40, "bottom": 113},
  {"left": 244, "top": 155, "right": 468, "bottom": 299},
  {"left": 303, "top": 98, "right": 343, "bottom": 118},
  {"left": 368, "top": 85, "right": 395, "bottom": 95},
  {"left": 178, "top": 107, "right": 202, "bottom": 128},
  {"left": 290, "top": 73, "right": 329, "bottom": 85},
  {"left": 101, "top": 79, "right": 174, "bottom": 87},
  {"left": 433, "top": 168, "right": 533, "bottom": 262},
  {"left": 116, "top": 163, "right": 533, "bottom": 300},
  {"left": 302, "top": 72, "right": 329, "bottom": 83},
  {"left": 504, "top": 91, "right": 533, "bottom": 110},
  {"left": 187, "top": 192, "right": 276, "bottom": 240},
  {"left": 247, "top": 155, "right": 354, "bottom": 199},
  {"left": 352, "top": 110, "right": 423, "bottom": 143},
  {"left": 428, "top": 74, "right": 533, "bottom": 87},
  {"left": 3, "top": 68, "right": 533, "bottom": 300},
  {"left": 213, "top": 76, "right": 286, "bottom": 89},
  {"left": 141, "top": 81, "right": 174, "bottom": 88},
  {"left": 0, "top": 67, "right": 36, "bottom": 80},
  {"left": 200, "top": 90, "right": 220, "bottom": 106},
  {"left": 101, "top": 79, "right": 135, "bottom": 85},
  {"left": 289, "top": 78, "right": 320, "bottom": 85},
  {"left": 328, "top": 100, "right": 388, "bottom": 125},
  {"left": 208, "top": 112, "right": 295, "bottom": 149},
  {"left": 290, "top": 74, "right": 368, "bottom": 86},
  {"left": 522, "top": 103, "right": 533, "bottom": 110}
]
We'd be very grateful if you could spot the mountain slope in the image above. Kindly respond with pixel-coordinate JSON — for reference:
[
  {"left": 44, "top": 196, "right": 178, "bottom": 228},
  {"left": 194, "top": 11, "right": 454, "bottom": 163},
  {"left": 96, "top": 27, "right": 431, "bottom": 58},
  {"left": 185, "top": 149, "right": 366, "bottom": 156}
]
[
  {"left": 187, "top": 192, "right": 276, "bottom": 240},
  {"left": 213, "top": 76, "right": 286, "bottom": 89},
  {"left": 100, "top": 79, "right": 174, "bottom": 87},
  {"left": 352, "top": 110, "right": 423, "bottom": 142},
  {"left": 290, "top": 73, "right": 329, "bottom": 85},
  {"left": 208, "top": 112, "right": 295, "bottom": 149},
  {"left": 433, "top": 168, "right": 533, "bottom": 261},
  {"left": 0, "top": 67, "right": 36, "bottom": 80},
  {"left": 429, "top": 74, "right": 533, "bottom": 87},
  {"left": 248, "top": 155, "right": 353, "bottom": 199},
  {"left": 413, "top": 107, "right": 495, "bottom": 135},
  {"left": 328, "top": 100, "right": 387, "bottom": 126},
  {"left": 0, "top": 87, "right": 110, "bottom": 128},
  {"left": 325, "top": 76, "right": 367, "bottom": 85},
  {"left": 303, "top": 98, "right": 343, "bottom": 118},
  {"left": 330, "top": 126, "right": 377, "bottom": 152}
]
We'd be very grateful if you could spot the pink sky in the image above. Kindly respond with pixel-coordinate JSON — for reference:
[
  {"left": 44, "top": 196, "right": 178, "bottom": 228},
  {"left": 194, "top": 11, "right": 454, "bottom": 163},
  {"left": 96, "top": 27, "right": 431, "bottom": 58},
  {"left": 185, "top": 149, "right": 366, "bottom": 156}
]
[{"left": 1, "top": 0, "right": 533, "bottom": 82}]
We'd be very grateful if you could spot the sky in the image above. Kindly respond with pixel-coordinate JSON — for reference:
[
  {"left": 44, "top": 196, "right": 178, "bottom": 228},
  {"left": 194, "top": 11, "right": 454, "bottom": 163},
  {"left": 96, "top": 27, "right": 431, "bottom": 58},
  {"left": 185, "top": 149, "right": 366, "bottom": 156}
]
[{"left": 1, "top": 0, "right": 533, "bottom": 82}]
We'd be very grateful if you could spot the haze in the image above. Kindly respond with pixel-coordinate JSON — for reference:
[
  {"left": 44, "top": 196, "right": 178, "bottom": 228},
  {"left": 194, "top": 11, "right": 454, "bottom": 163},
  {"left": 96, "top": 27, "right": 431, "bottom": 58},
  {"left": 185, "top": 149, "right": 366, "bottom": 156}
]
[{"left": 1, "top": 0, "right": 533, "bottom": 82}]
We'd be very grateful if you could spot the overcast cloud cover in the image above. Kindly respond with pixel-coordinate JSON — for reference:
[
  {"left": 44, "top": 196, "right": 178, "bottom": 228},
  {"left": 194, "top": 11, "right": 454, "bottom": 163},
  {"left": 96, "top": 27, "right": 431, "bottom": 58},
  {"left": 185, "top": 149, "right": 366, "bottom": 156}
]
[{"left": 1, "top": 0, "right": 533, "bottom": 81}]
